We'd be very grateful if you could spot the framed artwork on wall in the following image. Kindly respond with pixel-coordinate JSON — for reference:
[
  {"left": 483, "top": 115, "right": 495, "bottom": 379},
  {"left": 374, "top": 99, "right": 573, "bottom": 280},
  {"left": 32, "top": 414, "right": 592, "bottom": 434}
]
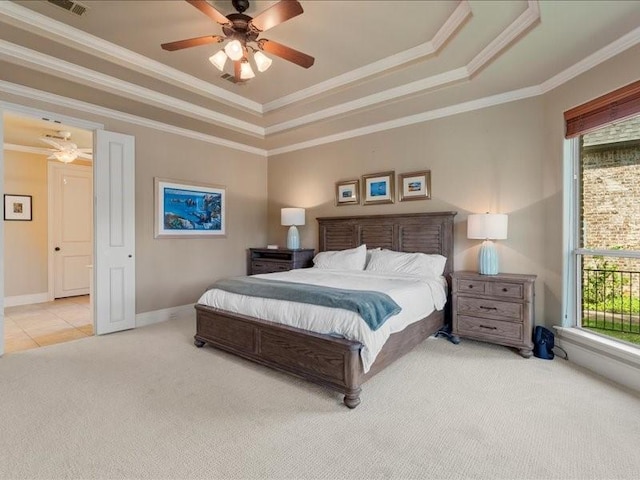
[
  {"left": 362, "top": 171, "right": 395, "bottom": 205},
  {"left": 399, "top": 170, "right": 431, "bottom": 201},
  {"left": 335, "top": 179, "right": 360, "bottom": 206},
  {"left": 4, "top": 194, "right": 32, "bottom": 221},
  {"left": 154, "top": 177, "right": 226, "bottom": 238}
]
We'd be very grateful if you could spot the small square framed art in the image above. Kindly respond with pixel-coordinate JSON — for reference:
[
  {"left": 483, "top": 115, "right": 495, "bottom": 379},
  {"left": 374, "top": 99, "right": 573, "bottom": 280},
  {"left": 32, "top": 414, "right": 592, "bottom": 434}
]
[
  {"left": 399, "top": 170, "right": 431, "bottom": 201},
  {"left": 362, "top": 171, "right": 395, "bottom": 205},
  {"left": 4, "top": 194, "right": 32, "bottom": 221},
  {"left": 335, "top": 179, "right": 360, "bottom": 206}
]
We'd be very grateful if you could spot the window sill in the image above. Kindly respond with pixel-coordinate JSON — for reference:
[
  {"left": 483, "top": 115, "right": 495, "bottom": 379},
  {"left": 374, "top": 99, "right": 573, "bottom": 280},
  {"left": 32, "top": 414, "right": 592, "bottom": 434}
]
[{"left": 554, "top": 327, "right": 640, "bottom": 391}]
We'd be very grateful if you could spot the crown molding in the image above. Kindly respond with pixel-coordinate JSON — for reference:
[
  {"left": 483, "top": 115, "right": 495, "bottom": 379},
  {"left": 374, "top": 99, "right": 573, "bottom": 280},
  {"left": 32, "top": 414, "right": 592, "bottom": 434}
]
[
  {"left": 266, "top": 0, "right": 540, "bottom": 135},
  {"left": 540, "top": 24, "right": 640, "bottom": 95},
  {"left": 265, "top": 68, "right": 469, "bottom": 135},
  {"left": 0, "top": 40, "right": 265, "bottom": 138},
  {"left": 0, "top": 1, "right": 262, "bottom": 115},
  {"left": 0, "top": 80, "right": 268, "bottom": 157},
  {"left": 267, "top": 86, "right": 542, "bottom": 156},
  {"left": 262, "top": 0, "right": 473, "bottom": 113},
  {"left": 3, "top": 143, "right": 51, "bottom": 156},
  {"left": 467, "top": 0, "right": 540, "bottom": 76}
]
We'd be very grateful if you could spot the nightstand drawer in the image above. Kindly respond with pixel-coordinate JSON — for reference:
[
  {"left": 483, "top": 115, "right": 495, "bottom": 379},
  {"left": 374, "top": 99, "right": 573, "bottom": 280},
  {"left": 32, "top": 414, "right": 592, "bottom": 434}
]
[
  {"left": 490, "top": 282, "right": 523, "bottom": 299},
  {"left": 455, "top": 279, "right": 488, "bottom": 294},
  {"left": 251, "top": 261, "right": 290, "bottom": 274},
  {"left": 456, "top": 315, "right": 523, "bottom": 341},
  {"left": 457, "top": 296, "right": 522, "bottom": 321}
]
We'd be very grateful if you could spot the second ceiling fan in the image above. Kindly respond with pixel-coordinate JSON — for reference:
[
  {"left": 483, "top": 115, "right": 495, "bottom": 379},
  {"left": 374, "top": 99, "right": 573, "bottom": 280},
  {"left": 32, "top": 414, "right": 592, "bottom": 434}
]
[{"left": 162, "top": 0, "right": 314, "bottom": 82}]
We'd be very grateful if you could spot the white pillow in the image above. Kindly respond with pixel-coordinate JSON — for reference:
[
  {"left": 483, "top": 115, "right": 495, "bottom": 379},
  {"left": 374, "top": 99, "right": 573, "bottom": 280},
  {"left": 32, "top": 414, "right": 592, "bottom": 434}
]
[
  {"left": 313, "top": 244, "right": 367, "bottom": 270},
  {"left": 366, "top": 247, "right": 381, "bottom": 268},
  {"left": 365, "top": 249, "right": 447, "bottom": 277}
]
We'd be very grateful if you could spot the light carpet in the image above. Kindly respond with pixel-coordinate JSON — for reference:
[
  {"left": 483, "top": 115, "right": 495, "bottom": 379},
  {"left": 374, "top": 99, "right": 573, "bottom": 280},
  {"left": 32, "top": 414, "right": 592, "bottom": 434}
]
[{"left": 1, "top": 314, "right": 639, "bottom": 480}]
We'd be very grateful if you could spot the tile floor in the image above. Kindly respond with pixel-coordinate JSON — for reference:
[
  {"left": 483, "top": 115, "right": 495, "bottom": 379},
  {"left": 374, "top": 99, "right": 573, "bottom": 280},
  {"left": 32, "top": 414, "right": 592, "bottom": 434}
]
[{"left": 4, "top": 295, "right": 92, "bottom": 354}]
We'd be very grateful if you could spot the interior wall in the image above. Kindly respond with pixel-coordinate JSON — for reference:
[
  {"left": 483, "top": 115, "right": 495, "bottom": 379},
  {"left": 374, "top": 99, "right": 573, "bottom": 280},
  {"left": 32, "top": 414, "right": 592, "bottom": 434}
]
[
  {"left": 3, "top": 150, "right": 47, "bottom": 297},
  {"left": 268, "top": 98, "right": 547, "bottom": 321},
  {"left": 268, "top": 43, "right": 640, "bottom": 330},
  {"left": 541, "top": 43, "right": 640, "bottom": 327},
  {"left": 0, "top": 94, "right": 268, "bottom": 315}
]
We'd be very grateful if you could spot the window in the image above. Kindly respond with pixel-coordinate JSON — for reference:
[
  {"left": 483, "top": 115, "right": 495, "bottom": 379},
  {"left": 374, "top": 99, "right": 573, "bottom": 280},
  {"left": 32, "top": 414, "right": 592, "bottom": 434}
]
[{"left": 565, "top": 80, "right": 640, "bottom": 347}]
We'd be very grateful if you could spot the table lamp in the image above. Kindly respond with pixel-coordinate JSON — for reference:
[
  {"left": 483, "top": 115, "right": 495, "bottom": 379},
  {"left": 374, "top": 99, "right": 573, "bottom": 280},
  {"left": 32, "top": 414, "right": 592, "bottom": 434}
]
[
  {"left": 281, "top": 207, "right": 305, "bottom": 250},
  {"left": 467, "top": 213, "right": 508, "bottom": 275}
]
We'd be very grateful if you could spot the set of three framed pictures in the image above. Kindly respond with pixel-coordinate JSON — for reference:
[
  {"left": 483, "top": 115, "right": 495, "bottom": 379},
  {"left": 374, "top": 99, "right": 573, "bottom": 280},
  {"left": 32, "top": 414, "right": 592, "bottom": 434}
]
[{"left": 335, "top": 170, "right": 431, "bottom": 206}]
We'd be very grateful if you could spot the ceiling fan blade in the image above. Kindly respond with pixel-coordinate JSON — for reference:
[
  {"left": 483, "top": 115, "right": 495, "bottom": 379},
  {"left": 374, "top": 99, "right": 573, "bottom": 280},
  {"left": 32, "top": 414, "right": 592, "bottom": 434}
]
[
  {"left": 186, "top": 0, "right": 230, "bottom": 25},
  {"left": 234, "top": 60, "right": 241, "bottom": 83},
  {"left": 250, "top": 0, "right": 303, "bottom": 33},
  {"left": 258, "top": 39, "right": 314, "bottom": 68},
  {"left": 77, "top": 152, "right": 93, "bottom": 160},
  {"left": 77, "top": 148, "right": 93, "bottom": 153},
  {"left": 40, "top": 137, "right": 65, "bottom": 149},
  {"left": 161, "top": 35, "right": 224, "bottom": 51}
]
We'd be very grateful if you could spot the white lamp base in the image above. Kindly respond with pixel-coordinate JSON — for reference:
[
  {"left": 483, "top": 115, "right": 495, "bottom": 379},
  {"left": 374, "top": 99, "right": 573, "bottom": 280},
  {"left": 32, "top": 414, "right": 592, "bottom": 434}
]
[
  {"left": 287, "top": 225, "right": 300, "bottom": 250},
  {"left": 478, "top": 240, "right": 499, "bottom": 275}
]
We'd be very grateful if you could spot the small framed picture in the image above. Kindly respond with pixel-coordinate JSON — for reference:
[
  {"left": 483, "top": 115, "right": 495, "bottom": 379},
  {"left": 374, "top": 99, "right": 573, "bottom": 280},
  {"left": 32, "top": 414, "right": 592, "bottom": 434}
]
[
  {"left": 362, "top": 171, "right": 395, "bottom": 205},
  {"left": 335, "top": 179, "right": 360, "bottom": 206},
  {"left": 4, "top": 194, "right": 32, "bottom": 221},
  {"left": 399, "top": 170, "right": 431, "bottom": 201}
]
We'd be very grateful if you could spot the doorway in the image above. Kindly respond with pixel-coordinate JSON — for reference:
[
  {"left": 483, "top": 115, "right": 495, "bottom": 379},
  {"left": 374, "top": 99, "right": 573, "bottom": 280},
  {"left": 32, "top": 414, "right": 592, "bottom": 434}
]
[
  {"left": 3, "top": 111, "right": 94, "bottom": 353},
  {"left": 1, "top": 102, "right": 137, "bottom": 356}
]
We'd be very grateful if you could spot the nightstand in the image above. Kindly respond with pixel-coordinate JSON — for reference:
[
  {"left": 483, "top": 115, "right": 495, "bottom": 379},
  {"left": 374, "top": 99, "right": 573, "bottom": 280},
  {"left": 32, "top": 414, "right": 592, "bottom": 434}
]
[
  {"left": 248, "top": 248, "right": 315, "bottom": 275},
  {"left": 451, "top": 271, "right": 536, "bottom": 358}
]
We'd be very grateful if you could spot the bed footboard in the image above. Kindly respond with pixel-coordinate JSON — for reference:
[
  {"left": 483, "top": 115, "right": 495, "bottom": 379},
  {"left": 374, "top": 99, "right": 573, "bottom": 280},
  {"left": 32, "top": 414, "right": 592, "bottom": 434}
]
[{"left": 194, "top": 304, "right": 365, "bottom": 408}]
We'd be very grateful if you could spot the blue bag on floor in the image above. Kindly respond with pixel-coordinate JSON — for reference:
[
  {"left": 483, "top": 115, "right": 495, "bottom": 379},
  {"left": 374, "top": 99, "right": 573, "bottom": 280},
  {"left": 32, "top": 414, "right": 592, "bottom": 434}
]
[{"left": 533, "top": 326, "right": 556, "bottom": 360}]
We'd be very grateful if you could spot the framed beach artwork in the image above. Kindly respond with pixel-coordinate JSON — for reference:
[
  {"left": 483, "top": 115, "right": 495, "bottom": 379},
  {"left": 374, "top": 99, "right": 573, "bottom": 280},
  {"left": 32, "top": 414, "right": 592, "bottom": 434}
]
[
  {"left": 399, "top": 170, "right": 431, "bottom": 201},
  {"left": 335, "top": 179, "right": 360, "bottom": 206},
  {"left": 4, "top": 194, "right": 32, "bottom": 221},
  {"left": 154, "top": 178, "right": 226, "bottom": 238},
  {"left": 362, "top": 171, "right": 395, "bottom": 205}
]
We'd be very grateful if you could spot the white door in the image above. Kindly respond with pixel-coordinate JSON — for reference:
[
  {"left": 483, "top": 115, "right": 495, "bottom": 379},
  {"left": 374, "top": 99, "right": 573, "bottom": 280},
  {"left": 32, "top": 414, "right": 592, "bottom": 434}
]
[
  {"left": 94, "top": 130, "right": 135, "bottom": 335},
  {"left": 50, "top": 163, "right": 93, "bottom": 298}
]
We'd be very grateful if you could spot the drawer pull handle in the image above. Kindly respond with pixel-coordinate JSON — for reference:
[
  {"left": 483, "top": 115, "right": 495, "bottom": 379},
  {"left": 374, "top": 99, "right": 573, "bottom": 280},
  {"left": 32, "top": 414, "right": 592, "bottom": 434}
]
[
  {"left": 479, "top": 306, "right": 498, "bottom": 310},
  {"left": 502, "top": 288, "right": 508, "bottom": 292},
  {"left": 480, "top": 325, "right": 498, "bottom": 330},
  {"left": 468, "top": 285, "right": 474, "bottom": 288}
]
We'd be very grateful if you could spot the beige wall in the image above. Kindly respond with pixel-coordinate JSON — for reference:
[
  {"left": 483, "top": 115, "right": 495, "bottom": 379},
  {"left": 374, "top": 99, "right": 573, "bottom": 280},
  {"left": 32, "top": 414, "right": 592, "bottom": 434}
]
[
  {"left": 0, "top": 96, "right": 268, "bottom": 314},
  {"left": 268, "top": 43, "right": 640, "bottom": 328},
  {"left": 3, "top": 151, "right": 48, "bottom": 297}
]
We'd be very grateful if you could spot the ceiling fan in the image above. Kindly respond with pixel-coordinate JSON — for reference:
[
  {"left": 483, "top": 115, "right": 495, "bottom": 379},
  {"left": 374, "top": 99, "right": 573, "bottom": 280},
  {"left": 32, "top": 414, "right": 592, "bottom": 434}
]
[
  {"left": 161, "top": 0, "right": 314, "bottom": 82},
  {"left": 40, "top": 131, "right": 92, "bottom": 163}
]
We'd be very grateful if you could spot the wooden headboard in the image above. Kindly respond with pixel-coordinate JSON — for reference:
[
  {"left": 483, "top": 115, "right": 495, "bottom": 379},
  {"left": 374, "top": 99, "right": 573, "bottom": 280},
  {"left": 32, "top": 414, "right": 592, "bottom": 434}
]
[{"left": 316, "top": 212, "right": 457, "bottom": 276}]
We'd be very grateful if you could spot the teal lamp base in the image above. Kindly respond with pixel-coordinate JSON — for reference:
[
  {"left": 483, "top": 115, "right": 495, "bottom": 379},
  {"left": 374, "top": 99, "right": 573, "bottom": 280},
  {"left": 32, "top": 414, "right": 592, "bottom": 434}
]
[
  {"left": 287, "top": 225, "right": 300, "bottom": 250},
  {"left": 478, "top": 240, "right": 499, "bottom": 275}
]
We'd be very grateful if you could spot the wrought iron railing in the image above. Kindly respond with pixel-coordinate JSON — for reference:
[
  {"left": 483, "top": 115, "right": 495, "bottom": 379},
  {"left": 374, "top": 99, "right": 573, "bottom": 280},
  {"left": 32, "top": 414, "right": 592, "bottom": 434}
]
[{"left": 582, "top": 268, "right": 640, "bottom": 334}]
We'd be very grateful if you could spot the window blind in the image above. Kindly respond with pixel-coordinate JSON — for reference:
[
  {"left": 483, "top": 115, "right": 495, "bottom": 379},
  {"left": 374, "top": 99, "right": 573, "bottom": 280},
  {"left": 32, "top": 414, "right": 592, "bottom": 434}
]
[{"left": 564, "top": 79, "right": 640, "bottom": 138}]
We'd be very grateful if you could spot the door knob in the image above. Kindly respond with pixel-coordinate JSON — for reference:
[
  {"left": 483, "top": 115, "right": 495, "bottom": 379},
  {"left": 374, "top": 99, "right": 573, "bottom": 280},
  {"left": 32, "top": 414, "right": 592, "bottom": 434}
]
[{"left": 54, "top": 247, "right": 61, "bottom": 251}]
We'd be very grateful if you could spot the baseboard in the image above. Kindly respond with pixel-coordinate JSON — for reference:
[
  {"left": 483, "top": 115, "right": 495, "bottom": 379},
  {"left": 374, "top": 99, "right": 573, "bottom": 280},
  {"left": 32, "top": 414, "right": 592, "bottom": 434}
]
[
  {"left": 555, "top": 327, "right": 640, "bottom": 392},
  {"left": 135, "top": 303, "right": 195, "bottom": 328},
  {"left": 4, "top": 292, "right": 49, "bottom": 307}
]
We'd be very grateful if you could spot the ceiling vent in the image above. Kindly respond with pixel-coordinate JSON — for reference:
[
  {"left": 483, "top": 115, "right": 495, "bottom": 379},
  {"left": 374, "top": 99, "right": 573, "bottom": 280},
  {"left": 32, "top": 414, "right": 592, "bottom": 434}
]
[
  {"left": 220, "top": 73, "right": 246, "bottom": 85},
  {"left": 47, "top": 0, "right": 89, "bottom": 17}
]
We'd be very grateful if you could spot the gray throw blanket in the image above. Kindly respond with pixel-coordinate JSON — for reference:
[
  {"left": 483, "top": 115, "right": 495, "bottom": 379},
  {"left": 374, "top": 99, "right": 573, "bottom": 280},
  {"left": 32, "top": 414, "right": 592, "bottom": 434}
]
[{"left": 211, "top": 276, "right": 401, "bottom": 331}]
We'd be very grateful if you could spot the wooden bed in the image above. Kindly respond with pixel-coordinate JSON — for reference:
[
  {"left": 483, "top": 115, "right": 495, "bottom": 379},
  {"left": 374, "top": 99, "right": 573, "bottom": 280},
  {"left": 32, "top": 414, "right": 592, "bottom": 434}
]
[{"left": 194, "top": 211, "right": 456, "bottom": 408}]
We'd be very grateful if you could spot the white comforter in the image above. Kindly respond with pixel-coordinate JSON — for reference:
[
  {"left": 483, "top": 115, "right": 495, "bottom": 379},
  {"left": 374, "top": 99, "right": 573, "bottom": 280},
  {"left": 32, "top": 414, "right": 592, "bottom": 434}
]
[{"left": 197, "top": 268, "right": 447, "bottom": 372}]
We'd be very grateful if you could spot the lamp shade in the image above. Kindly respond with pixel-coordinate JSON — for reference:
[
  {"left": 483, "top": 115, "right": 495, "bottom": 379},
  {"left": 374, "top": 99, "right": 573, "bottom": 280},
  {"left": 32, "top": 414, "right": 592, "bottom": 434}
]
[
  {"left": 281, "top": 208, "right": 305, "bottom": 226},
  {"left": 467, "top": 213, "right": 508, "bottom": 240}
]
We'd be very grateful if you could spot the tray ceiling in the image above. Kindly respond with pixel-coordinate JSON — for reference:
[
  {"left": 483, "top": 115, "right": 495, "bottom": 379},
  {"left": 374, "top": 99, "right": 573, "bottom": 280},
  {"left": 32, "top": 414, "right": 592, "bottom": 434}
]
[{"left": 1, "top": 0, "right": 640, "bottom": 154}]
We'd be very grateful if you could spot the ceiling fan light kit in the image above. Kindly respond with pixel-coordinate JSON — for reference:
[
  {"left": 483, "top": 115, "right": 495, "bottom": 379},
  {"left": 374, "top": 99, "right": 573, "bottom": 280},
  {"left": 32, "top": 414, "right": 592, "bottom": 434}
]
[
  {"left": 162, "top": 0, "right": 314, "bottom": 83},
  {"left": 224, "top": 38, "right": 244, "bottom": 61}
]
